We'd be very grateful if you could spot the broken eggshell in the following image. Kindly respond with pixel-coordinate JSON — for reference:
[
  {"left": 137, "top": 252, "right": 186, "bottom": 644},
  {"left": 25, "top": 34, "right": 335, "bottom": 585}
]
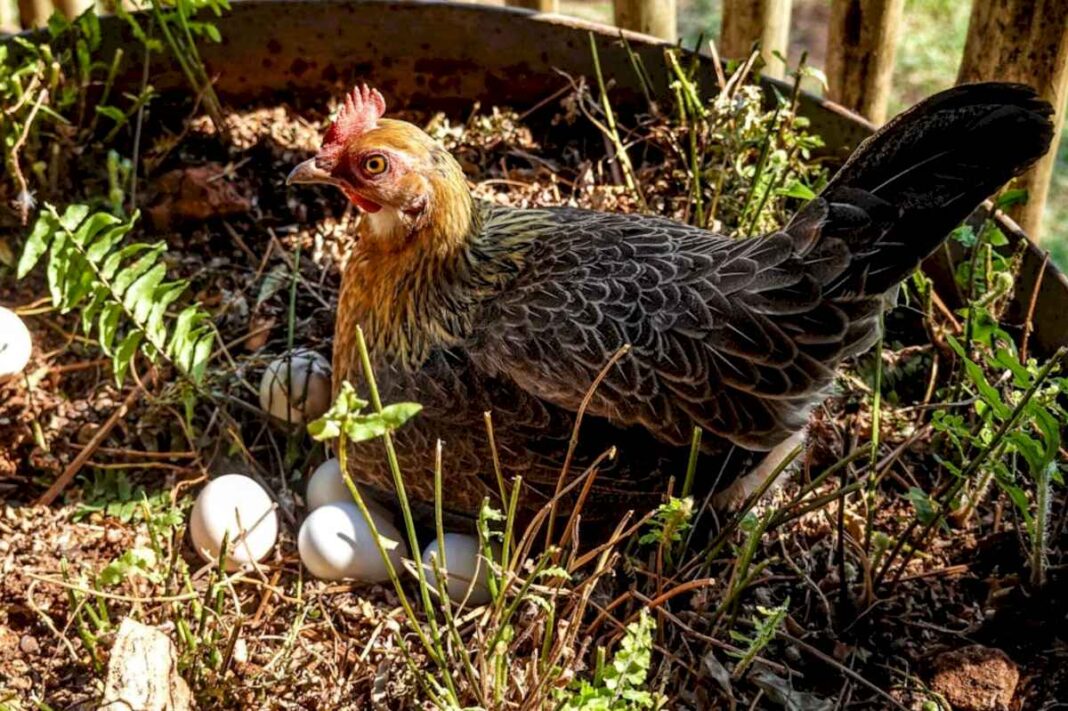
[
  {"left": 0, "top": 306, "right": 32, "bottom": 380},
  {"left": 258, "top": 349, "right": 332, "bottom": 425},
  {"left": 421, "top": 533, "right": 497, "bottom": 607},
  {"left": 298, "top": 502, "right": 407, "bottom": 582},
  {"left": 189, "top": 474, "right": 279, "bottom": 571},
  {"left": 305, "top": 457, "right": 393, "bottom": 519}
]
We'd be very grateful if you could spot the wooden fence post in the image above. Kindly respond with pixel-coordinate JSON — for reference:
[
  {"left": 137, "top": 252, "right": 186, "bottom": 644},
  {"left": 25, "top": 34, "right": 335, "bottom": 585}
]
[
  {"left": 505, "top": 0, "right": 559, "bottom": 11},
  {"left": 613, "top": 0, "right": 677, "bottom": 42},
  {"left": 53, "top": 0, "right": 94, "bottom": 18},
  {"left": 957, "top": 0, "right": 1068, "bottom": 242},
  {"left": 720, "top": 0, "right": 793, "bottom": 80},
  {"left": 17, "top": 0, "right": 51, "bottom": 28},
  {"left": 825, "top": 0, "right": 905, "bottom": 125},
  {"left": 1, "top": 0, "right": 17, "bottom": 32}
]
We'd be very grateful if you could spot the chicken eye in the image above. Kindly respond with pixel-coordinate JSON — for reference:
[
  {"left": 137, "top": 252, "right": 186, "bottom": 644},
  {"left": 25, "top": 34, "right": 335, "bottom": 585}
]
[{"left": 362, "top": 154, "right": 389, "bottom": 176}]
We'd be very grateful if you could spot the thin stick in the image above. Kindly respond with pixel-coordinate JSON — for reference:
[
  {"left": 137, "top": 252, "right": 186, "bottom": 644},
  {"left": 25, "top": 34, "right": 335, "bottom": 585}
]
[
  {"left": 777, "top": 630, "right": 909, "bottom": 711},
  {"left": 1020, "top": 251, "right": 1049, "bottom": 363},
  {"left": 544, "top": 344, "right": 631, "bottom": 547},
  {"left": 9, "top": 88, "right": 48, "bottom": 224},
  {"left": 36, "top": 382, "right": 144, "bottom": 506}
]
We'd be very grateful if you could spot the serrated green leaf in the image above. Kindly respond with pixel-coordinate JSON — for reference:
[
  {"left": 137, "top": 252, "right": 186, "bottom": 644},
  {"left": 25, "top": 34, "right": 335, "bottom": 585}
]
[
  {"left": 45, "top": 230, "right": 71, "bottom": 308},
  {"left": 776, "top": 179, "right": 816, "bottom": 200},
  {"left": 81, "top": 288, "right": 107, "bottom": 334},
  {"left": 98, "top": 303, "right": 123, "bottom": 354},
  {"left": 1031, "top": 407, "right": 1060, "bottom": 459},
  {"left": 124, "top": 262, "right": 166, "bottom": 324},
  {"left": 307, "top": 417, "right": 341, "bottom": 441},
  {"left": 168, "top": 306, "right": 200, "bottom": 371},
  {"left": 906, "top": 487, "right": 937, "bottom": 525},
  {"left": 61, "top": 257, "right": 98, "bottom": 313},
  {"left": 58, "top": 203, "right": 91, "bottom": 232},
  {"left": 100, "top": 242, "right": 153, "bottom": 281},
  {"left": 342, "top": 403, "right": 423, "bottom": 443},
  {"left": 111, "top": 243, "right": 165, "bottom": 296},
  {"left": 947, "top": 335, "right": 1010, "bottom": 420},
  {"left": 72, "top": 211, "right": 122, "bottom": 247},
  {"left": 992, "top": 348, "right": 1033, "bottom": 389},
  {"left": 189, "top": 330, "right": 214, "bottom": 384},
  {"left": 17, "top": 211, "right": 59, "bottom": 278},
  {"left": 114, "top": 330, "right": 143, "bottom": 384},
  {"left": 146, "top": 282, "right": 186, "bottom": 346},
  {"left": 94, "top": 105, "right": 126, "bottom": 123},
  {"left": 85, "top": 222, "right": 135, "bottom": 264}
]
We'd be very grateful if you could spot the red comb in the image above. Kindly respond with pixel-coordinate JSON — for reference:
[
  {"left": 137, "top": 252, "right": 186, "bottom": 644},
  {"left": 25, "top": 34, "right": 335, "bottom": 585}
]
[{"left": 322, "top": 84, "right": 386, "bottom": 150}]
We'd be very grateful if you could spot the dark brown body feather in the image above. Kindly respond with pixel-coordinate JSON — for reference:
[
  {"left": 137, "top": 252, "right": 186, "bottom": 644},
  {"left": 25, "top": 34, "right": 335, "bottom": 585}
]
[{"left": 336, "top": 83, "right": 1054, "bottom": 524}]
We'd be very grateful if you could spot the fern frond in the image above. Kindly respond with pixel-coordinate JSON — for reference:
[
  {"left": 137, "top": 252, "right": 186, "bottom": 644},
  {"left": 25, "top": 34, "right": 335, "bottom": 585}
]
[{"left": 18, "top": 203, "right": 215, "bottom": 384}]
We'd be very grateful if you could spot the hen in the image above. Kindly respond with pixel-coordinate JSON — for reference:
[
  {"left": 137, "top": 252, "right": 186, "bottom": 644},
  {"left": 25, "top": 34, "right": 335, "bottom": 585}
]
[{"left": 288, "top": 82, "right": 1053, "bottom": 525}]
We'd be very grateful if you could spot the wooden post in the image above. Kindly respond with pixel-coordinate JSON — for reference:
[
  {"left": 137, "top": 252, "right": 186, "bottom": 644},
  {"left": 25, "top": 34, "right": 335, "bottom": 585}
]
[
  {"left": 17, "top": 0, "right": 50, "bottom": 28},
  {"left": 720, "top": 0, "right": 793, "bottom": 80},
  {"left": 506, "top": 0, "right": 559, "bottom": 11},
  {"left": 613, "top": 0, "right": 677, "bottom": 42},
  {"left": 957, "top": 0, "right": 1068, "bottom": 241},
  {"left": 825, "top": 0, "right": 905, "bottom": 125},
  {"left": 1, "top": 0, "right": 17, "bottom": 32},
  {"left": 53, "top": 0, "right": 94, "bottom": 19}
]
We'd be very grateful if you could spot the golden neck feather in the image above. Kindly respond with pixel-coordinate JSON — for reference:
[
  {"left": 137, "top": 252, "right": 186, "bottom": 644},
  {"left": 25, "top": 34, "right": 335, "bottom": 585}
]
[{"left": 333, "top": 155, "right": 481, "bottom": 383}]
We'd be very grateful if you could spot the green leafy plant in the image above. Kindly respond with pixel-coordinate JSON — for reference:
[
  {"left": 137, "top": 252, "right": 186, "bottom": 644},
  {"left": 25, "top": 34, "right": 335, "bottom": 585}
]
[
  {"left": 17, "top": 203, "right": 215, "bottom": 384},
  {"left": 639, "top": 496, "right": 694, "bottom": 548},
  {"left": 73, "top": 469, "right": 180, "bottom": 526},
  {"left": 942, "top": 336, "right": 1065, "bottom": 588},
  {"left": 114, "top": 0, "right": 230, "bottom": 135},
  {"left": 728, "top": 599, "right": 789, "bottom": 678},
  {"left": 98, "top": 546, "right": 162, "bottom": 587},
  {"left": 1, "top": 9, "right": 147, "bottom": 223},
  {"left": 307, "top": 381, "right": 422, "bottom": 443},
  {"left": 662, "top": 48, "right": 826, "bottom": 235},
  {"left": 559, "top": 610, "right": 662, "bottom": 710}
]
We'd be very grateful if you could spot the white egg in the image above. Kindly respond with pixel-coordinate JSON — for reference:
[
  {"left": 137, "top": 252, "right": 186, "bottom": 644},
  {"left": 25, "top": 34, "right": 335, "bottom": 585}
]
[
  {"left": 298, "top": 502, "right": 407, "bottom": 582},
  {"left": 189, "top": 474, "right": 278, "bottom": 571},
  {"left": 258, "top": 349, "right": 332, "bottom": 425},
  {"left": 305, "top": 458, "right": 393, "bottom": 518},
  {"left": 0, "top": 306, "right": 32, "bottom": 380},
  {"left": 421, "top": 533, "right": 497, "bottom": 607}
]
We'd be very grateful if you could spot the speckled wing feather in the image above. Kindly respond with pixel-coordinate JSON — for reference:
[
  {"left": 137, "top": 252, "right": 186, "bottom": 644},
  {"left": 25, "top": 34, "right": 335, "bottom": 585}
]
[
  {"left": 469, "top": 210, "right": 852, "bottom": 452},
  {"left": 467, "top": 83, "right": 1054, "bottom": 458}
]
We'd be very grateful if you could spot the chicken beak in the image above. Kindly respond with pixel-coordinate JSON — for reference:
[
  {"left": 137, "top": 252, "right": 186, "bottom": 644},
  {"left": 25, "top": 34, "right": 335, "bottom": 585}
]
[
  {"left": 286, "top": 158, "right": 333, "bottom": 186},
  {"left": 287, "top": 156, "right": 383, "bottom": 213}
]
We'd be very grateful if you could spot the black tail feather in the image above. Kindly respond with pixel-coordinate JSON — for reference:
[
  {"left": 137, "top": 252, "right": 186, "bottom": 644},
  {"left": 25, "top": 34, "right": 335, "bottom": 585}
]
[{"left": 791, "top": 82, "right": 1055, "bottom": 298}]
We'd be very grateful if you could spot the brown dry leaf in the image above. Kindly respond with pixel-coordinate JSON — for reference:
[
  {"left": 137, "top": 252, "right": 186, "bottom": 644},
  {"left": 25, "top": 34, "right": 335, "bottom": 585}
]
[
  {"left": 245, "top": 314, "right": 276, "bottom": 353},
  {"left": 146, "top": 163, "right": 251, "bottom": 230}
]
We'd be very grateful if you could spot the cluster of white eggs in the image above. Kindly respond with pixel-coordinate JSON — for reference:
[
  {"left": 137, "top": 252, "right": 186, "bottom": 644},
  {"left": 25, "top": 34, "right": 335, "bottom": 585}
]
[
  {"left": 1, "top": 303, "right": 491, "bottom": 601},
  {"left": 188, "top": 350, "right": 494, "bottom": 604}
]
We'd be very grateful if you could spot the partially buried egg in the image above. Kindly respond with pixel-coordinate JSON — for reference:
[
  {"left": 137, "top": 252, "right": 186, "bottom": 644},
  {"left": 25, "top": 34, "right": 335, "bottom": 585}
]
[
  {"left": 421, "top": 533, "right": 497, "bottom": 607},
  {"left": 0, "top": 306, "right": 32, "bottom": 380},
  {"left": 298, "top": 502, "right": 407, "bottom": 582},
  {"left": 259, "top": 349, "right": 332, "bottom": 425},
  {"left": 189, "top": 474, "right": 279, "bottom": 571},
  {"left": 305, "top": 458, "right": 392, "bottom": 519}
]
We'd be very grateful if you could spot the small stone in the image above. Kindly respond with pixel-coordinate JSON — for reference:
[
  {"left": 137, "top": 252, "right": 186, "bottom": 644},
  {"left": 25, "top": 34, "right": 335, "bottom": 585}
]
[
  {"left": 929, "top": 645, "right": 1019, "bottom": 711},
  {"left": 232, "top": 638, "right": 248, "bottom": 665},
  {"left": 19, "top": 635, "right": 39, "bottom": 655},
  {"left": 102, "top": 618, "right": 191, "bottom": 711}
]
